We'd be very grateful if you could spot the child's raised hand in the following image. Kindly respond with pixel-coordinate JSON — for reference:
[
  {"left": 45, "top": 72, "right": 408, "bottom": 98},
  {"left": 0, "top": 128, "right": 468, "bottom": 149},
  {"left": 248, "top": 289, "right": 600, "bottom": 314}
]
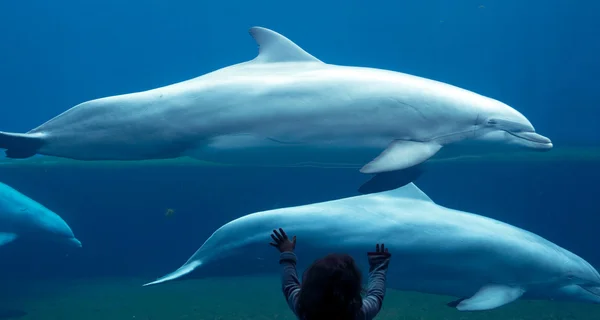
[
  {"left": 367, "top": 243, "right": 391, "bottom": 271},
  {"left": 269, "top": 228, "right": 296, "bottom": 253},
  {"left": 368, "top": 243, "right": 391, "bottom": 258}
]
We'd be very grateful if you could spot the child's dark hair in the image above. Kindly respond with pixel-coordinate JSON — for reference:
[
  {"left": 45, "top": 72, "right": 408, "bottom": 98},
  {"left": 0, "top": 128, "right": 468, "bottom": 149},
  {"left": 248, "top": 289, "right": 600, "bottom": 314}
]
[{"left": 296, "top": 253, "right": 363, "bottom": 320}]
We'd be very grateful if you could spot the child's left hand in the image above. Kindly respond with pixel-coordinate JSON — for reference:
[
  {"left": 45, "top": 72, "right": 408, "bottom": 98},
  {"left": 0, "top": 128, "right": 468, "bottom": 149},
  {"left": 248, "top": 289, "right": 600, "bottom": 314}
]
[{"left": 269, "top": 228, "right": 296, "bottom": 252}]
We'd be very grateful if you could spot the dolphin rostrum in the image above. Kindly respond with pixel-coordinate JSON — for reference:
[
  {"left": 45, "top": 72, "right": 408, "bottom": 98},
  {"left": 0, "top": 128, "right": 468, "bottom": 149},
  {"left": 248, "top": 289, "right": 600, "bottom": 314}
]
[
  {"left": 0, "top": 182, "right": 81, "bottom": 248},
  {"left": 143, "top": 184, "right": 599, "bottom": 311},
  {"left": 0, "top": 27, "right": 551, "bottom": 191}
]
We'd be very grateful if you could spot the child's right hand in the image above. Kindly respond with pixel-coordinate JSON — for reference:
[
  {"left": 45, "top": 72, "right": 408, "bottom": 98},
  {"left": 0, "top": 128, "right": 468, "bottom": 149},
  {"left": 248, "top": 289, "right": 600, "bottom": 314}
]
[{"left": 269, "top": 228, "right": 297, "bottom": 253}]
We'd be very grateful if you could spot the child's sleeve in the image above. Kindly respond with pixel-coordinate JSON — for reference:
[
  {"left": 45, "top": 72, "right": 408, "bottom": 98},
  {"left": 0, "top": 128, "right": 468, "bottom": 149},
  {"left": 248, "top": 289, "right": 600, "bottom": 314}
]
[
  {"left": 279, "top": 251, "right": 301, "bottom": 316},
  {"left": 361, "top": 255, "right": 391, "bottom": 320}
]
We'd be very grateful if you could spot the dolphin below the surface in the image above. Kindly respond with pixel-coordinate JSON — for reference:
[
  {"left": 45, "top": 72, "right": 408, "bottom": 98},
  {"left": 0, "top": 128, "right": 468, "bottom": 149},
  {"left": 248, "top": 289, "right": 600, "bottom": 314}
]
[
  {"left": 143, "top": 184, "right": 600, "bottom": 311},
  {"left": 0, "top": 182, "right": 81, "bottom": 248},
  {"left": 0, "top": 27, "right": 551, "bottom": 191}
]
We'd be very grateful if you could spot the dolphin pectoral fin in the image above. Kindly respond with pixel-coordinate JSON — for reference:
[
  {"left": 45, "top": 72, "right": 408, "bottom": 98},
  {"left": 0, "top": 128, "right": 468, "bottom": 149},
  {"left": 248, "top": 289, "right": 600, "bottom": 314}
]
[
  {"left": 357, "top": 164, "right": 425, "bottom": 195},
  {"left": 360, "top": 140, "right": 442, "bottom": 174},
  {"left": 0, "top": 232, "right": 18, "bottom": 246},
  {"left": 455, "top": 284, "right": 525, "bottom": 311}
]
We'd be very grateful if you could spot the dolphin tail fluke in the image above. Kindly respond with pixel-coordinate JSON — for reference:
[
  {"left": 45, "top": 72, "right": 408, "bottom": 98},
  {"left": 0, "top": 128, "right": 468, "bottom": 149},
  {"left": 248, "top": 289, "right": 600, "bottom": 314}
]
[
  {"left": 142, "top": 261, "right": 202, "bottom": 287},
  {"left": 0, "top": 131, "right": 44, "bottom": 159}
]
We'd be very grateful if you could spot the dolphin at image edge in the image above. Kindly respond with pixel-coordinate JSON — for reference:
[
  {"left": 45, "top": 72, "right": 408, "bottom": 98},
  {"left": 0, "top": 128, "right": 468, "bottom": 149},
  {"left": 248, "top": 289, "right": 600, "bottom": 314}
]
[
  {"left": 0, "top": 182, "right": 81, "bottom": 248},
  {"left": 143, "top": 184, "right": 600, "bottom": 311},
  {"left": 0, "top": 27, "right": 551, "bottom": 192}
]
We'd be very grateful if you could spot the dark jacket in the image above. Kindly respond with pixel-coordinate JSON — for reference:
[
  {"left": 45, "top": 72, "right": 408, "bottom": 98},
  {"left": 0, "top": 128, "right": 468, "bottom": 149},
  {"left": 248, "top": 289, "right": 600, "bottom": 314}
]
[{"left": 279, "top": 251, "right": 390, "bottom": 320}]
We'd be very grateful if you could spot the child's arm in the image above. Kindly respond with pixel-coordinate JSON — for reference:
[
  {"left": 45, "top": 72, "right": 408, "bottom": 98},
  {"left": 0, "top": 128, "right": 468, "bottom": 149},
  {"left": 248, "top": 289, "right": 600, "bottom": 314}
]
[
  {"left": 279, "top": 251, "right": 301, "bottom": 315},
  {"left": 361, "top": 248, "right": 391, "bottom": 319}
]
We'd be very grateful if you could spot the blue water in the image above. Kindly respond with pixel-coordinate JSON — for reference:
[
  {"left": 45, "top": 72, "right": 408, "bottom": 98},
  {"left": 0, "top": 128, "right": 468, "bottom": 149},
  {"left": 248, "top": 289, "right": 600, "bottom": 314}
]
[
  {"left": 0, "top": 0, "right": 599, "bottom": 318},
  {"left": 1, "top": 0, "right": 599, "bottom": 144},
  {"left": 0, "top": 162, "right": 598, "bottom": 280}
]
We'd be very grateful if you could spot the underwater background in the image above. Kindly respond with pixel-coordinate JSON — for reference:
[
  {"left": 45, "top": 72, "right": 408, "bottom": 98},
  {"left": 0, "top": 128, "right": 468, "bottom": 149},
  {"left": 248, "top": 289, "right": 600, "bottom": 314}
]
[{"left": 0, "top": 0, "right": 598, "bottom": 319}]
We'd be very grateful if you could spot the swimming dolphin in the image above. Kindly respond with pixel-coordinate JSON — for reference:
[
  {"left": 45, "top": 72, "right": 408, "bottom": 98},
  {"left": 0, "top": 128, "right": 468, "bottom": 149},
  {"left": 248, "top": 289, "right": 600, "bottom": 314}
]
[
  {"left": 0, "top": 27, "right": 551, "bottom": 191},
  {"left": 0, "top": 182, "right": 81, "bottom": 248},
  {"left": 143, "top": 184, "right": 600, "bottom": 311}
]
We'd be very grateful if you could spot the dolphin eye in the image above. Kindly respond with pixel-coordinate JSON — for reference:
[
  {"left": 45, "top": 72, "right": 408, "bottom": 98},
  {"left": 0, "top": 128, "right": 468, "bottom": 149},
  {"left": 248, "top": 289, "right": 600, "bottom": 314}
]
[{"left": 487, "top": 119, "right": 498, "bottom": 125}]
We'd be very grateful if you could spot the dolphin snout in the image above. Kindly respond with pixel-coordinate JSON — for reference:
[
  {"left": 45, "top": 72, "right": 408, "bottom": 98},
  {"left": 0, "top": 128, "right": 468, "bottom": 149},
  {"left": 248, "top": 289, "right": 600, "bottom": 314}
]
[
  {"left": 510, "top": 131, "right": 553, "bottom": 150},
  {"left": 529, "top": 132, "right": 553, "bottom": 151},
  {"left": 68, "top": 237, "right": 82, "bottom": 248},
  {"left": 523, "top": 132, "right": 552, "bottom": 144}
]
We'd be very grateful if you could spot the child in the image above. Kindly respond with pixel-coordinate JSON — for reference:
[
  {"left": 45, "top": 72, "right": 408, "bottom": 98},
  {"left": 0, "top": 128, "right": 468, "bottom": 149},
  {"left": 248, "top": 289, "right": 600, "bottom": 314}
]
[{"left": 270, "top": 228, "right": 391, "bottom": 320}]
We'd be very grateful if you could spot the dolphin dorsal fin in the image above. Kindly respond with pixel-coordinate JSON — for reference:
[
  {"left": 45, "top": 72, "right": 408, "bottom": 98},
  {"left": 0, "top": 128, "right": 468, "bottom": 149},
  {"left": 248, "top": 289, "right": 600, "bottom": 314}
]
[
  {"left": 248, "top": 27, "right": 322, "bottom": 64},
  {"left": 384, "top": 183, "right": 434, "bottom": 203}
]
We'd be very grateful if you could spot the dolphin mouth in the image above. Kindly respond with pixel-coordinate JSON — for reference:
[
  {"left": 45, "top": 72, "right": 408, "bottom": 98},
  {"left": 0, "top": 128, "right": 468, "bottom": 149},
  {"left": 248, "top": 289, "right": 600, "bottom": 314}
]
[
  {"left": 507, "top": 131, "right": 553, "bottom": 150},
  {"left": 582, "top": 285, "right": 600, "bottom": 297}
]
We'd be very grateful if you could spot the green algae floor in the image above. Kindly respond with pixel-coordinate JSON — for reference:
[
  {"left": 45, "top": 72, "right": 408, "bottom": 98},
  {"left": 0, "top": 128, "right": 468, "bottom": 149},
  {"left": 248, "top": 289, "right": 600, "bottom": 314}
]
[{"left": 3, "top": 276, "right": 598, "bottom": 320}]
